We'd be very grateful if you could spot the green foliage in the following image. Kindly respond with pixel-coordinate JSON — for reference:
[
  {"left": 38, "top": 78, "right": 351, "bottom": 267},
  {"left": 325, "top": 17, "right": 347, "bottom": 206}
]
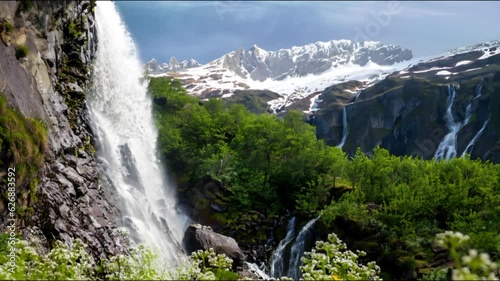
[
  {"left": 0, "top": 236, "right": 94, "bottom": 280},
  {"left": 1, "top": 20, "right": 14, "bottom": 34},
  {"left": 148, "top": 77, "right": 500, "bottom": 278},
  {"left": 301, "top": 233, "right": 381, "bottom": 280},
  {"left": 0, "top": 95, "right": 47, "bottom": 187},
  {"left": 17, "top": 0, "right": 32, "bottom": 12},
  {"left": 149, "top": 77, "right": 346, "bottom": 215},
  {"left": 319, "top": 147, "right": 500, "bottom": 279},
  {"left": 419, "top": 268, "right": 447, "bottom": 281},
  {"left": 15, "top": 45, "right": 29, "bottom": 60},
  {"left": 0, "top": 235, "right": 240, "bottom": 281},
  {"left": 100, "top": 245, "right": 169, "bottom": 280},
  {"left": 66, "top": 20, "right": 83, "bottom": 39}
]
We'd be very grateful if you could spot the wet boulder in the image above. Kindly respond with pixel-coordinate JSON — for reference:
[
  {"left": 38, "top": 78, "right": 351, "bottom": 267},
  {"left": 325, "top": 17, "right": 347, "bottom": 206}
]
[{"left": 182, "top": 224, "right": 246, "bottom": 268}]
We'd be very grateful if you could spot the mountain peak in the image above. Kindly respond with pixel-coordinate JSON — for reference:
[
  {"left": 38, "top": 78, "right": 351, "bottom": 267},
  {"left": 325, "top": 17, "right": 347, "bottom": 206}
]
[{"left": 144, "top": 56, "right": 200, "bottom": 74}]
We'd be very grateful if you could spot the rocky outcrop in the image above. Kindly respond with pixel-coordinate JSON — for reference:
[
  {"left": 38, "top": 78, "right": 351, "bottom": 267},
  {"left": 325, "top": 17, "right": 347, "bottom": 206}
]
[
  {"left": 182, "top": 224, "right": 246, "bottom": 268},
  {"left": 0, "top": 1, "right": 126, "bottom": 258}
]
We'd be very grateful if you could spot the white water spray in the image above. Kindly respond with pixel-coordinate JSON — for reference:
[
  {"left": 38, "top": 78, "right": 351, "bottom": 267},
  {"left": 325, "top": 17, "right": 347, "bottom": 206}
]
[
  {"left": 246, "top": 262, "right": 272, "bottom": 280},
  {"left": 461, "top": 117, "right": 490, "bottom": 157},
  {"left": 89, "top": 1, "right": 189, "bottom": 264},
  {"left": 461, "top": 83, "right": 489, "bottom": 157},
  {"left": 434, "top": 85, "right": 462, "bottom": 161},
  {"left": 463, "top": 84, "right": 483, "bottom": 125},
  {"left": 270, "top": 217, "right": 296, "bottom": 277},
  {"left": 337, "top": 107, "right": 348, "bottom": 149},
  {"left": 287, "top": 217, "right": 319, "bottom": 280}
]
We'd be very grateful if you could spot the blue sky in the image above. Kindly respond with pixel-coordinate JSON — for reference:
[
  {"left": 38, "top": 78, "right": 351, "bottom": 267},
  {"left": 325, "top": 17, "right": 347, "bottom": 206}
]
[{"left": 115, "top": 1, "right": 500, "bottom": 64}]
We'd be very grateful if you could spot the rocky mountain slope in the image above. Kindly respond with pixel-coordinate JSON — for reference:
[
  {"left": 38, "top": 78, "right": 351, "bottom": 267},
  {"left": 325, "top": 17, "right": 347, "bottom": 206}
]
[
  {"left": 146, "top": 56, "right": 200, "bottom": 74},
  {"left": 0, "top": 1, "right": 126, "bottom": 258},
  {"left": 149, "top": 40, "right": 414, "bottom": 112},
  {"left": 312, "top": 39, "right": 500, "bottom": 161}
]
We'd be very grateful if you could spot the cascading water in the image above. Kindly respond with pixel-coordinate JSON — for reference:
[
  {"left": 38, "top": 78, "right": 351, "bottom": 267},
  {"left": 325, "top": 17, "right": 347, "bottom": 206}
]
[
  {"left": 461, "top": 117, "right": 490, "bottom": 157},
  {"left": 463, "top": 84, "right": 483, "bottom": 125},
  {"left": 287, "top": 216, "right": 320, "bottom": 280},
  {"left": 246, "top": 262, "right": 271, "bottom": 280},
  {"left": 89, "top": 1, "right": 189, "bottom": 264},
  {"left": 270, "top": 217, "right": 296, "bottom": 278},
  {"left": 461, "top": 83, "right": 490, "bottom": 157},
  {"left": 337, "top": 107, "right": 348, "bottom": 149},
  {"left": 434, "top": 85, "right": 462, "bottom": 161}
]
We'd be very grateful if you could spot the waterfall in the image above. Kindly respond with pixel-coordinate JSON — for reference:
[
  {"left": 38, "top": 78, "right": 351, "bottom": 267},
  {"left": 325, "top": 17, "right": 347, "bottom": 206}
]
[
  {"left": 246, "top": 262, "right": 272, "bottom": 280},
  {"left": 461, "top": 117, "right": 490, "bottom": 157},
  {"left": 89, "top": 1, "right": 189, "bottom": 264},
  {"left": 434, "top": 85, "right": 462, "bottom": 161},
  {"left": 287, "top": 216, "right": 320, "bottom": 280},
  {"left": 463, "top": 84, "right": 483, "bottom": 125},
  {"left": 270, "top": 217, "right": 296, "bottom": 278},
  {"left": 337, "top": 107, "right": 348, "bottom": 149},
  {"left": 461, "top": 83, "right": 489, "bottom": 157}
]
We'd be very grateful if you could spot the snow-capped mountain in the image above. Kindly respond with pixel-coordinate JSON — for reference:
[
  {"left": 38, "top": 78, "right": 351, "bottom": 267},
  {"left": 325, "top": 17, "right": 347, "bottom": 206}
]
[
  {"left": 149, "top": 39, "right": 414, "bottom": 112},
  {"left": 217, "top": 40, "right": 412, "bottom": 81},
  {"left": 146, "top": 57, "right": 201, "bottom": 74},
  {"left": 393, "top": 39, "right": 500, "bottom": 80}
]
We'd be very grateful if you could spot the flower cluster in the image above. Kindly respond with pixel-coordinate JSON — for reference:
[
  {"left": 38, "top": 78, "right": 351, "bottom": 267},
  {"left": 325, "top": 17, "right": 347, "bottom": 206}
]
[
  {"left": 189, "top": 248, "right": 233, "bottom": 272},
  {"left": 435, "top": 231, "right": 498, "bottom": 281},
  {"left": 102, "top": 244, "right": 170, "bottom": 280},
  {"left": 436, "top": 231, "right": 470, "bottom": 249},
  {"left": 300, "top": 233, "right": 381, "bottom": 280},
  {"left": 0, "top": 237, "right": 95, "bottom": 280}
]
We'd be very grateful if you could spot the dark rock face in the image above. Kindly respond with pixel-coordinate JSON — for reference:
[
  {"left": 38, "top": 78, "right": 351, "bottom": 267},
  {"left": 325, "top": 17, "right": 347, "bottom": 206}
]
[
  {"left": 0, "top": 1, "right": 127, "bottom": 259},
  {"left": 312, "top": 49, "right": 500, "bottom": 162},
  {"left": 182, "top": 224, "right": 246, "bottom": 268},
  {"left": 119, "top": 144, "right": 142, "bottom": 189}
]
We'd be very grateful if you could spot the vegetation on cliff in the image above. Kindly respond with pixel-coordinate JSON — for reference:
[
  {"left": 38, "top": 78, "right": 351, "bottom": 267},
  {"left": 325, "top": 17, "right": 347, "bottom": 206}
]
[{"left": 0, "top": 95, "right": 47, "bottom": 217}]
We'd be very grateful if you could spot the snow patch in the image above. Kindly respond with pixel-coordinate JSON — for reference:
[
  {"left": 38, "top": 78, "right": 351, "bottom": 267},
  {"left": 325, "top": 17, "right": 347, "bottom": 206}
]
[
  {"left": 437, "top": 70, "right": 452, "bottom": 75},
  {"left": 455, "top": 60, "right": 472, "bottom": 67}
]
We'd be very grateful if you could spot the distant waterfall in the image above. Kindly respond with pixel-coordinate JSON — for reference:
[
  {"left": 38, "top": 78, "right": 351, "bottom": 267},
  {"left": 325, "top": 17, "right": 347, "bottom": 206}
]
[
  {"left": 434, "top": 85, "right": 462, "bottom": 161},
  {"left": 287, "top": 217, "right": 320, "bottom": 280},
  {"left": 463, "top": 84, "right": 483, "bottom": 125},
  {"left": 461, "top": 83, "right": 489, "bottom": 157},
  {"left": 461, "top": 117, "right": 490, "bottom": 157},
  {"left": 270, "top": 217, "right": 296, "bottom": 277},
  {"left": 89, "top": 1, "right": 189, "bottom": 264},
  {"left": 337, "top": 107, "right": 348, "bottom": 149}
]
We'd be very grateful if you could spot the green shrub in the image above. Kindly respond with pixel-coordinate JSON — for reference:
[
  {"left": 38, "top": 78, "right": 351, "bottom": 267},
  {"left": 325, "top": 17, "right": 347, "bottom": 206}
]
[
  {"left": 300, "top": 233, "right": 381, "bottom": 280},
  {"left": 15, "top": 45, "right": 29, "bottom": 60},
  {"left": 17, "top": 0, "right": 32, "bottom": 12},
  {"left": 0, "top": 235, "right": 94, "bottom": 280},
  {"left": 1, "top": 21, "right": 14, "bottom": 34}
]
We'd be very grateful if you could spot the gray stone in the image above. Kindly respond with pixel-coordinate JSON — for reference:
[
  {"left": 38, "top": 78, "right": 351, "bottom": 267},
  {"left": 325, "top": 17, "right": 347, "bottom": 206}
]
[{"left": 182, "top": 224, "right": 246, "bottom": 268}]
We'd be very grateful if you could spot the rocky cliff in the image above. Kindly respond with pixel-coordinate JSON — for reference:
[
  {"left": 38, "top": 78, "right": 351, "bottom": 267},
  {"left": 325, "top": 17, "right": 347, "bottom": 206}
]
[
  {"left": 313, "top": 41, "right": 500, "bottom": 161},
  {"left": 0, "top": 0, "right": 126, "bottom": 258}
]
